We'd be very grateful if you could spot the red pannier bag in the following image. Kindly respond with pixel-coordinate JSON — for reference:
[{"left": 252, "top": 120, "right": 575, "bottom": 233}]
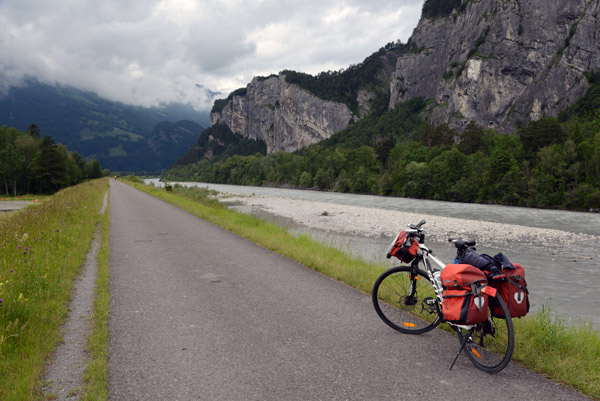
[
  {"left": 441, "top": 264, "right": 489, "bottom": 325},
  {"left": 386, "top": 231, "right": 419, "bottom": 263},
  {"left": 490, "top": 262, "right": 529, "bottom": 318}
]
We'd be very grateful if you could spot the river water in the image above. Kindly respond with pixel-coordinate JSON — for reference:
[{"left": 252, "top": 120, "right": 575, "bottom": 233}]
[{"left": 146, "top": 179, "right": 600, "bottom": 328}]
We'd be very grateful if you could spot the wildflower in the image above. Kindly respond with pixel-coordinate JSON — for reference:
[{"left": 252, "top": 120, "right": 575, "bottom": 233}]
[
  {"left": 0, "top": 299, "right": 3, "bottom": 307},
  {"left": 55, "top": 229, "right": 60, "bottom": 233},
  {"left": 10, "top": 269, "right": 14, "bottom": 273}
]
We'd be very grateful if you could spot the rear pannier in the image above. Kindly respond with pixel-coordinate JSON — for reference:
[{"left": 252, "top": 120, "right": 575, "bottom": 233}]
[
  {"left": 490, "top": 263, "right": 530, "bottom": 318},
  {"left": 441, "top": 264, "right": 489, "bottom": 325}
]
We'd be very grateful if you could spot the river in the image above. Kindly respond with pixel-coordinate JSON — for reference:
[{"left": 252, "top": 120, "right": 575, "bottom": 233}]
[{"left": 145, "top": 179, "right": 600, "bottom": 328}]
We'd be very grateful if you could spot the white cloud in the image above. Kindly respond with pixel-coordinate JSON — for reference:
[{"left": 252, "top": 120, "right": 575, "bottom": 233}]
[{"left": 0, "top": 0, "right": 424, "bottom": 111}]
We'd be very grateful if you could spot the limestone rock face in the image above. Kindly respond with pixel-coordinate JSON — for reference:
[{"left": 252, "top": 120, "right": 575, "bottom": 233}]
[
  {"left": 210, "top": 75, "right": 354, "bottom": 154},
  {"left": 389, "top": 0, "right": 600, "bottom": 131},
  {"left": 210, "top": 0, "right": 600, "bottom": 152}
]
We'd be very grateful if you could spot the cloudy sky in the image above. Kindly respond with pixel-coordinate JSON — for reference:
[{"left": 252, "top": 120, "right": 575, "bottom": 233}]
[{"left": 0, "top": 0, "right": 425, "bottom": 111}]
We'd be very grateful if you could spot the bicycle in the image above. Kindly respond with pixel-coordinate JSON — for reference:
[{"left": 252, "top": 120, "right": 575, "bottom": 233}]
[{"left": 372, "top": 220, "right": 515, "bottom": 373}]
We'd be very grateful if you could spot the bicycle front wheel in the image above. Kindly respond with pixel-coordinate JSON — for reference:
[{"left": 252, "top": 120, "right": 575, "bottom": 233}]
[
  {"left": 372, "top": 266, "right": 442, "bottom": 334},
  {"left": 455, "top": 294, "right": 515, "bottom": 373}
]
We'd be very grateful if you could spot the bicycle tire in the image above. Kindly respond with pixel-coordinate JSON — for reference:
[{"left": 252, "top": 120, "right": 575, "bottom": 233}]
[
  {"left": 372, "top": 266, "right": 442, "bottom": 334},
  {"left": 455, "top": 293, "right": 515, "bottom": 373}
]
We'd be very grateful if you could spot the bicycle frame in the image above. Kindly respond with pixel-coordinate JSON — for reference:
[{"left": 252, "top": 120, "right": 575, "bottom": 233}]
[
  {"left": 403, "top": 238, "right": 445, "bottom": 297},
  {"left": 410, "top": 241, "right": 474, "bottom": 330}
]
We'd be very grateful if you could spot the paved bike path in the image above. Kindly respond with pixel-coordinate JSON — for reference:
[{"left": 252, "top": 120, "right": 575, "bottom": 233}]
[{"left": 108, "top": 180, "right": 589, "bottom": 400}]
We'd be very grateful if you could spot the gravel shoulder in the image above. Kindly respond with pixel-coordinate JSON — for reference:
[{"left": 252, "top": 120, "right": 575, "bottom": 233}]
[{"left": 42, "top": 192, "right": 108, "bottom": 400}]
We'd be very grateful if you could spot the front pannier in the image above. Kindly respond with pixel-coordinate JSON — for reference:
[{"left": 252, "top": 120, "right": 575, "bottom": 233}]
[
  {"left": 441, "top": 264, "right": 489, "bottom": 325},
  {"left": 386, "top": 231, "right": 419, "bottom": 263},
  {"left": 490, "top": 262, "right": 530, "bottom": 318}
]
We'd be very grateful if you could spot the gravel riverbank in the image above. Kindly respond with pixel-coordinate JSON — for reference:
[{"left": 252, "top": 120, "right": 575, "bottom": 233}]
[{"left": 220, "top": 194, "right": 599, "bottom": 251}]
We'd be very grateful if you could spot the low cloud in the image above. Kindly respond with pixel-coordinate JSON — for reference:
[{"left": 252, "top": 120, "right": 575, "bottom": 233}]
[{"left": 0, "top": 0, "right": 424, "bottom": 111}]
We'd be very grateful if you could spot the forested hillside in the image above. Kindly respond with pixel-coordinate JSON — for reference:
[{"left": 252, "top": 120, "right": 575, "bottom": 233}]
[{"left": 164, "top": 84, "right": 600, "bottom": 211}]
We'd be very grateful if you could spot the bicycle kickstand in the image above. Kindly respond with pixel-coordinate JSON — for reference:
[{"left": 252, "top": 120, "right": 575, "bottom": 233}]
[{"left": 450, "top": 332, "right": 470, "bottom": 370}]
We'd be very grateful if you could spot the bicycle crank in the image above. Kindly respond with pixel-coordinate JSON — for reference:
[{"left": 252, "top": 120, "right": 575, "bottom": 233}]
[{"left": 420, "top": 297, "right": 439, "bottom": 314}]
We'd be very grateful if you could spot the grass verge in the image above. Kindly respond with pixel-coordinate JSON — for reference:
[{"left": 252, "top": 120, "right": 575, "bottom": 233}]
[
  {"left": 127, "top": 180, "right": 600, "bottom": 399},
  {"left": 0, "top": 179, "right": 108, "bottom": 401},
  {"left": 82, "top": 191, "right": 110, "bottom": 401}
]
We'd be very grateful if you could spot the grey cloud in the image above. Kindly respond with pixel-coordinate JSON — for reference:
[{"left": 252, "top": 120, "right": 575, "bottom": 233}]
[{"left": 0, "top": 0, "right": 425, "bottom": 111}]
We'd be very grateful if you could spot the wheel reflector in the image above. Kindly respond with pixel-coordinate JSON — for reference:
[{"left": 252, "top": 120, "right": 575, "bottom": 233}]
[
  {"left": 402, "top": 322, "right": 417, "bottom": 327},
  {"left": 470, "top": 347, "right": 482, "bottom": 359}
]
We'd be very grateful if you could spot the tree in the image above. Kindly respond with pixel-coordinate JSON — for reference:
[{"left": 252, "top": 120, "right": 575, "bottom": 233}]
[
  {"left": 458, "top": 121, "right": 485, "bottom": 155},
  {"left": 335, "top": 170, "right": 351, "bottom": 192},
  {"left": 33, "top": 135, "right": 68, "bottom": 193},
  {"left": 418, "top": 122, "right": 455, "bottom": 149},
  {"left": 314, "top": 168, "right": 331, "bottom": 190},
  {"left": 27, "top": 124, "right": 41, "bottom": 139},
  {"left": 518, "top": 117, "right": 567, "bottom": 156},
  {"left": 299, "top": 171, "right": 313, "bottom": 188},
  {"left": 425, "top": 148, "right": 469, "bottom": 200},
  {"left": 374, "top": 137, "right": 396, "bottom": 168},
  {"left": 352, "top": 166, "right": 370, "bottom": 193}
]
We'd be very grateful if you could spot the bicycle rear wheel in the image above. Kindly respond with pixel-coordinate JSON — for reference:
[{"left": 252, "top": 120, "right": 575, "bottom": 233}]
[
  {"left": 372, "top": 266, "right": 442, "bottom": 334},
  {"left": 455, "top": 294, "right": 514, "bottom": 373}
]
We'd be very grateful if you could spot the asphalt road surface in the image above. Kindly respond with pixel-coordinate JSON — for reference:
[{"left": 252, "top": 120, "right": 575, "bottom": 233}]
[{"left": 108, "top": 180, "right": 590, "bottom": 400}]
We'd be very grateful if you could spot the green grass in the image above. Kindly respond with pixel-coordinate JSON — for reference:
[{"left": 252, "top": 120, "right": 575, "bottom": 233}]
[
  {"left": 0, "top": 195, "right": 50, "bottom": 202},
  {"left": 126, "top": 180, "right": 600, "bottom": 400},
  {"left": 82, "top": 191, "right": 110, "bottom": 401},
  {"left": 0, "top": 178, "right": 108, "bottom": 400},
  {"left": 513, "top": 308, "right": 600, "bottom": 396}
]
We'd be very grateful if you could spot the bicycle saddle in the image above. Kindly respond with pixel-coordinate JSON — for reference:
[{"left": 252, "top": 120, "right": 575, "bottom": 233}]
[{"left": 448, "top": 238, "right": 476, "bottom": 250}]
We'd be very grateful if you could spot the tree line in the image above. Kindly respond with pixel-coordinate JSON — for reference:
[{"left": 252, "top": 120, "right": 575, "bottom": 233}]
[
  {"left": 0, "top": 124, "right": 104, "bottom": 196},
  {"left": 164, "top": 98, "right": 600, "bottom": 212}
]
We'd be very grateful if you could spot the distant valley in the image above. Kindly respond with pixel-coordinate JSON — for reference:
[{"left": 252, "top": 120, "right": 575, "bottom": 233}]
[{"left": 0, "top": 80, "right": 210, "bottom": 173}]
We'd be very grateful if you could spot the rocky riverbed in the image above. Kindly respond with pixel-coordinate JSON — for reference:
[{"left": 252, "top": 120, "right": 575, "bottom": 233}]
[
  {"left": 219, "top": 194, "right": 599, "bottom": 252},
  {"left": 219, "top": 193, "right": 600, "bottom": 327}
]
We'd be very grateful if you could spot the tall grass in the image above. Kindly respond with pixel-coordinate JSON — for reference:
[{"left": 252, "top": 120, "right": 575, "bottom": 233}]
[
  {"left": 513, "top": 308, "right": 600, "bottom": 396},
  {"left": 0, "top": 179, "right": 108, "bottom": 400},
  {"left": 128, "top": 180, "right": 600, "bottom": 399}
]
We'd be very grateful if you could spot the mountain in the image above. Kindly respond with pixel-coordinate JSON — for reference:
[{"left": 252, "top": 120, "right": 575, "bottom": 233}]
[
  {"left": 390, "top": 0, "right": 600, "bottom": 132},
  {"left": 164, "top": 0, "right": 600, "bottom": 211},
  {"left": 172, "top": 123, "right": 267, "bottom": 167},
  {"left": 205, "top": 0, "right": 600, "bottom": 155},
  {"left": 0, "top": 80, "right": 209, "bottom": 172}
]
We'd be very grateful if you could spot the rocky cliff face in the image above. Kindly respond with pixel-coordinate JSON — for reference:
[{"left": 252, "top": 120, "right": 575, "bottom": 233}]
[
  {"left": 390, "top": 0, "right": 600, "bottom": 132},
  {"left": 211, "top": 0, "right": 600, "bottom": 152},
  {"left": 210, "top": 75, "right": 354, "bottom": 154}
]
